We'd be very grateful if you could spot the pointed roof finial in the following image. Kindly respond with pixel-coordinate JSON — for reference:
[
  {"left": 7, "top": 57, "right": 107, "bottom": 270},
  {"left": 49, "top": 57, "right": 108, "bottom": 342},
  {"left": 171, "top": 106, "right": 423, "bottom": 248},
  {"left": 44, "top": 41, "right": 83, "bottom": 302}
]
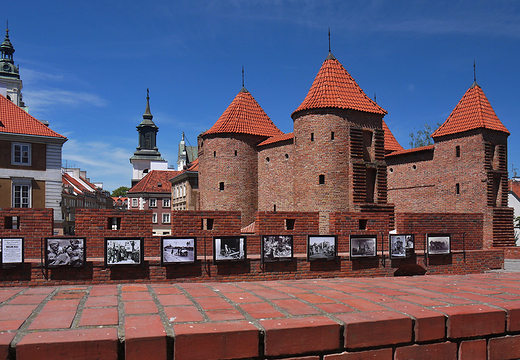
[
  {"left": 374, "top": 93, "right": 377, "bottom": 103},
  {"left": 240, "top": 66, "right": 248, "bottom": 93},
  {"left": 143, "top": 88, "right": 153, "bottom": 119},
  {"left": 328, "top": 27, "right": 331, "bottom": 53},
  {"left": 471, "top": 60, "right": 479, "bottom": 88}
]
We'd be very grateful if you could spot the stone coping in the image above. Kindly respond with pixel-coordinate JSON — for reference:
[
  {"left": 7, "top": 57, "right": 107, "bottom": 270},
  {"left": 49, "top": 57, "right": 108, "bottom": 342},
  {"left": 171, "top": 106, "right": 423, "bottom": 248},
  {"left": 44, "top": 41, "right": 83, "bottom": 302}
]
[{"left": 2, "top": 272, "right": 520, "bottom": 359}]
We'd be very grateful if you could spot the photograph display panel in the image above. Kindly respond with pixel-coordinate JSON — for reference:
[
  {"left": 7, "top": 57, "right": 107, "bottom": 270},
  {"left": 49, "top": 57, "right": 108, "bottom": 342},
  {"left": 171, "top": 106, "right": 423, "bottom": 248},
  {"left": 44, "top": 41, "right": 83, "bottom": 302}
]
[
  {"left": 427, "top": 234, "right": 451, "bottom": 255},
  {"left": 162, "top": 237, "right": 196, "bottom": 265},
  {"left": 389, "top": 234, "right": 414, "bottom": 259},
  {"left": 105, "top": 238, "right": 143, "bottom": 266},
  {"left": 1, "top": 238, "right": 24, "bottom": 268},
  {"left": 350, "top": 235, "right": 377, "bottom": 258},
  {"left": 45, "top": 238, "right": 86, "bottom": 268},
  {"left": 213, "top": 236, "right": 246, "bottom": 263},
  {"left": 261, "top": 235, "right": 293, "bottom": 263},
  {"left": 307, "top": 235, "right": 337, "bottom": 261}
]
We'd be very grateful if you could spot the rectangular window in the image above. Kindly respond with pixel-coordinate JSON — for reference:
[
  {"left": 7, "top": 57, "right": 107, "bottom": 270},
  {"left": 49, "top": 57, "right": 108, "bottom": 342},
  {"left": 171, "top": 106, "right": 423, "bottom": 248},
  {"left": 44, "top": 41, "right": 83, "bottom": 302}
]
[
  {"left": 285, "top": 219, "right": 295, "bottom": 230},
  {"left": 132, "top": 198, "right": 138, "bottom": 207},
  {"left": 162, "top": 213, "right": 171, "bottom": 224},
  {"left": 12, "top": 143, "right": 31, "bottom": 165},
  {"left": 456, "top": 146, "right": 460, "bottom": 157},
  {"left": 152, "top": 213, "right": 157, "bottom": 223},
  {"left": 149, "top": 198, "right": 157, "bottom": 207},
  {"left": 13, "top": 183, "right": 30, "bottom": 208},
  {"left": 163, "top": 198, "right": 170, "bottom": 207}
]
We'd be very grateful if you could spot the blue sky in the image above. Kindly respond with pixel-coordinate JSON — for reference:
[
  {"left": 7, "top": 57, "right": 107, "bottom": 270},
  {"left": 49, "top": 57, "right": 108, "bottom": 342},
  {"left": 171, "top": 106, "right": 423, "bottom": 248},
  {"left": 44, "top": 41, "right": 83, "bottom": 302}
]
[{"left": 5, "top": 1, "right": 520, "bottom": 192}]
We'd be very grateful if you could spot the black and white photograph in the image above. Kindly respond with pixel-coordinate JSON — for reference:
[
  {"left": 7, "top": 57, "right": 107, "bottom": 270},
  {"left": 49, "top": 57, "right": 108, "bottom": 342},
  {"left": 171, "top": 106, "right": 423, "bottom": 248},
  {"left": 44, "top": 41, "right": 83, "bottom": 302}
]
[
  {"left": 261, "top": 235, "right": 293, "bottom": 262},
  {"left": 213, "top": 236, "right": 246, "bottom": 263},
  {"left": 1, "top": 237, "right": 24, "bottom": 268},
  {"left": 389, "top": 234, "right": 414, "bottom": 259},
  {"left": 350, "top": 235, "right": 377, "bottom": 258},
  {"left": 307, "top": 235, "right": 337, "bottom": 261},
  {"left": 105, "top": 238, "right": 143, "bottom": 266},
  {"left": 161, "top": 237, "right": 196, "bottom": 265},
  {"left": 45, "top": 238, "right": 86, "bottom": 268},
  {"left": 427, "top": 234, "right": 451, "bottom": 255}
]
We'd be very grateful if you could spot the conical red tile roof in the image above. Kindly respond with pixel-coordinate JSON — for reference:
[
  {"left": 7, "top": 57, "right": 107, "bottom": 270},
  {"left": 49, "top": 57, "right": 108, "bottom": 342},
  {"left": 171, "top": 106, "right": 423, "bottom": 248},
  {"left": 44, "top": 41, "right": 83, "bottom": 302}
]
[
  {"left": 432, "top": 83, "right": 509, "bottom": 138},
  {"left": 292, "top": 54, "right": 387, "bottom": 118},
  {"left": 383, "top": 120, "right": 404, "bottom": 154},
  {"left": 204, "top": 88, "right": 283, "bottom": 137},
  {"left": 0, "top": 95, "right": 65, "bottom": 138}
]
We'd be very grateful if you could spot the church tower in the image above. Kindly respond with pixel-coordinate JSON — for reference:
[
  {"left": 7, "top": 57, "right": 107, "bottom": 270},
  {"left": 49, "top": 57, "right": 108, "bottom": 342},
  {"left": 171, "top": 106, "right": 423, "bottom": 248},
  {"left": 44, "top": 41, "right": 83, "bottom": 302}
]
[
  {"left": 0, "top": 23, "right": 26, "bottom": 110},
  {"left": 129, "top": 89, "right": 167, "bottom": 187}
]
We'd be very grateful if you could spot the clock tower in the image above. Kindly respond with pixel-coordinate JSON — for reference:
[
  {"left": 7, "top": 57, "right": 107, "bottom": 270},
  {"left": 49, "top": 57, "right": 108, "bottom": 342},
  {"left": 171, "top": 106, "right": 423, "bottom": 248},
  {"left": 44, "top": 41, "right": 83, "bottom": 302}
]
[
  {"left": 0, "top": 23, "right": 26, "bottom": 110},
  {"left": 129, "top": 89, "right": 168, "bottom": 187}
]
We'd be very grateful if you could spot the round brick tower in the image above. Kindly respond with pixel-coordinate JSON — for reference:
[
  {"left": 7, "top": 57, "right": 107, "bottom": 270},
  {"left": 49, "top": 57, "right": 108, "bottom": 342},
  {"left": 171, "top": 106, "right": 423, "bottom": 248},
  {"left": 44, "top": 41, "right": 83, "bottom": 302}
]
[
  {"left": 199, "top": 87, "right": 283, "bottom": 227},
  {"left": 291, "top": 52, "right": 388, "bottom": 222}
]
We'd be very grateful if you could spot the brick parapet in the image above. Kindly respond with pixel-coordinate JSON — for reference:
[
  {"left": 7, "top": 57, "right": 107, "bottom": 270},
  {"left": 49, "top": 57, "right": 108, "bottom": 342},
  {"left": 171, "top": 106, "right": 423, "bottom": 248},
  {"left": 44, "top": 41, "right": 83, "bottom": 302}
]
[{"left": 3, "top": 272, "right": 520, "bottom": 359}]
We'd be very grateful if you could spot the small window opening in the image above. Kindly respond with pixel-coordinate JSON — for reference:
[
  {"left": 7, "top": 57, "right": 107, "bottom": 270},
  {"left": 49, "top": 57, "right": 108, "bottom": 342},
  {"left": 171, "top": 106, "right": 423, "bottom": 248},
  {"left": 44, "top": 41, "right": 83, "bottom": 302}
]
[
  {"left": 266, "top": 157, "right": 270, "bottom": 162},
  {"left": 235, "top": 150, "right": 237, "bottom": 156},
  {"left": 219, "top": 182, "right": 224, "bottom": 191},
  {"left": 455, "top": 146, "right": 460, "bottom": 157},
  {"left": 412, "top": 164, "right": 417, "bottom": 170},
  {"left": 108, "top": 217, "right": 121, "bottom": 230},
  {"left": 362, "top": 130, "right": 373, "bottom": 162},
  {"left": 359, "top": 219, "right": 368, "bottom": 230},
  {"left": 200, "top": 218, "right": 204, "bottom": 230},
  {"left": 311, "top": 133, "right": 314, "bottom": 142},
  {"left": 273, "top": 204, "right": 276, "bottom": 212},
  {"left": 213, "top": 151, "right": 216, "bottom": 158},
  {"left": 285, "top": 219, "right": 295, "bottom": 230},
  {"left": 5, "top": 216, "right": 19, "bottom": 229},
  {"left": 319, "top": 174, "right": 325, "bottom": 185},
  {"left": 389, "top": 168, "right": 394, "bottom": 173},
  {"left": 206, "top": 218, "right": 214, "bottom": 230},
  {"left": 455, "top": 183, "right": 460, "bottom": 195},
  {"left": 284, "top": 154, "right": 289, "bottom": 159},
  {"left": 331, "top": 131, "right": 335, "bottom": 140}
]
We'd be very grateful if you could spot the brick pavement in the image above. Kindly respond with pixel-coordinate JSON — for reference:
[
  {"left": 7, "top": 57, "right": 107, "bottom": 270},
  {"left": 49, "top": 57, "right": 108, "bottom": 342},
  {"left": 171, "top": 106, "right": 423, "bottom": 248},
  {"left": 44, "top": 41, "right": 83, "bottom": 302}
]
[{"left": 2, "top": 273, "right": 520, "bottom": 359}]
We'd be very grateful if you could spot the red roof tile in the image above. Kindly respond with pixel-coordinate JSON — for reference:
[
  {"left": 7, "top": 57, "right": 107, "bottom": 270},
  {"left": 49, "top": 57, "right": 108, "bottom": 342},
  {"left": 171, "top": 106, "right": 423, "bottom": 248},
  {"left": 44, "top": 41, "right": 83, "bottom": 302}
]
[
  {"left": 292, "top": 55, "right": 387, "bottom": 117},
  {"left": 385, "top": 145, "right": 434, "bottom": 157},
  {"left": 128, "top": 170, "right": 180, "bottom": 194},
  {"left": 432, "top": 83, "right": 509, "bottom": 138},
  {"left": 383, "top": 120, "right": 404, "bottom": 154},
  {"left": 510, "top": 180, "right": 520, "bottom": 199},
  {"left": 204, "top": 88, "right": 283, "bottom": 137},
  {"left": 0, "top": 95, "right": 66, "bottom": 138},
  {"left": 257, "top": 132, "right": 294, "bottom": 147},
  {"left": 187, "top": 158, "right": 199, "bottom": 172}
]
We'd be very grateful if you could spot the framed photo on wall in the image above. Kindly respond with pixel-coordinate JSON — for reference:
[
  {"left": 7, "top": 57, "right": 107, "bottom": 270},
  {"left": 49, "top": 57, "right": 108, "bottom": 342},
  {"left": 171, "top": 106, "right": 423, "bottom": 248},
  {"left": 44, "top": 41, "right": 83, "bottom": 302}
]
[
  {"left": 105, "top": 237, "right": 144, "bottom": 267},
  {"left": 213, "top": 236, "right": 247, "bottom": 263},
  {"left": 45, "top": 237, "right": 86, "bottom": 268},
  {"left": 427, "top": 234, "right": 451, "bottom": 255},
  {"left": 307, "top": 235, "right": 337, "bottom": 261},
  {"left": 261, "top": 235, "right": 293, "bottom": 263},
  {"left": 1, "top": 238, "right": 24, "bottom": 269},
  {"left": 389, "top": 234, "right": 414, "bottom": 259},
  {"left": 161, "top": 237, "right": 196, "bottom": 265},
  {"left": 350, "top": 235, "right": 377, "bottom": 259}
]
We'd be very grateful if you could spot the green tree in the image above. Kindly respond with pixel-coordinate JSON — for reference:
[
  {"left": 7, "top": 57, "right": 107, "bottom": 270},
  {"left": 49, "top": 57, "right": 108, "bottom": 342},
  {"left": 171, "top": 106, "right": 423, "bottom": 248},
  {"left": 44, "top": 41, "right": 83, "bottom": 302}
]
[
  {"left": 409, "top": 122, "right": 442, "bottom": 148},
  {"left": 111, "top": 186, "right": 129, "bottom": 197}
]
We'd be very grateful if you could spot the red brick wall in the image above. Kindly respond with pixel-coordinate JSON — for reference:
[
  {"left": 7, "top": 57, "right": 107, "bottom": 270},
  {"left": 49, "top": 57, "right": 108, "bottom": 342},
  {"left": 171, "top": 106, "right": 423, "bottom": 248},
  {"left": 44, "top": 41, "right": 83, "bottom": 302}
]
[
  {"left": 169, "top": 210, "right": 242, "bottom": 258},
  {"left": 199, "top": 134, "right": 265, "bottom": 227},
  {"left": 330, "top": 206, "right": 393, "bottom": 253},
  {"left": 395, "top": 212, "right": 484, "bottom": 250},
  {"left": 257, "top": 141, "right": 294, "bottom": 212},
  {"left": 75, "top": 209, "right": 154, "bottom": 257},
  {"left": 0, "top": 208, "right": 53, "bottom": 258}
]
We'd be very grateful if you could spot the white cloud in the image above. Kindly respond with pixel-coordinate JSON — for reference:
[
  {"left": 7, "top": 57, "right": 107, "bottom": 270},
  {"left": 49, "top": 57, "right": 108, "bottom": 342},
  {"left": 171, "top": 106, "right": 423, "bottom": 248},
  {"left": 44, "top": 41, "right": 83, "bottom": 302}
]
[{"left": 22, "top": 88, "right": 108, "bottom": 113}]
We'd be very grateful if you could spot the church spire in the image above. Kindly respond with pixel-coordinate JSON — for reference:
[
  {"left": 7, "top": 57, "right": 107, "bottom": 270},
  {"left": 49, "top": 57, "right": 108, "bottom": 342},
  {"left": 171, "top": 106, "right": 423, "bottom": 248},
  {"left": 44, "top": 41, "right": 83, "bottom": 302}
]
[{"left": 0, "top": 20, "right": 19, "bottom": 79}]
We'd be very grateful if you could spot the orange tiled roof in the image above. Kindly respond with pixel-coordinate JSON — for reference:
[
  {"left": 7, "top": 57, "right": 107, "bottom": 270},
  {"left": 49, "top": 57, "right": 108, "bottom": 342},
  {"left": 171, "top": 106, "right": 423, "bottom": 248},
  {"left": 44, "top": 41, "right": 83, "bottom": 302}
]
[
  {"left": 292, "top": 54, "right": 387, "bottom": 117},
  {"left": 187, "top": 158, "right": 199, "bottom": 172},
  {"left": 128, "top": 170, "right": 180, "bottom": 194},
  {"left": 385, "top": 145, "right": 435, "bottom": 158},
  {"left": 204, "top": 88, "right": 283, "bottom": 137},
  {"left": 383, "top": 120, "right": 404, "bottom": 154},
  {"left": 0, "top": 95, "right": 66, "bottom": 138},
  {"left": 432, "top": 83, "right": 509, "bottom": 138},
  {"left": 257, "top": 132, "right": 294, "bottom": 147}
]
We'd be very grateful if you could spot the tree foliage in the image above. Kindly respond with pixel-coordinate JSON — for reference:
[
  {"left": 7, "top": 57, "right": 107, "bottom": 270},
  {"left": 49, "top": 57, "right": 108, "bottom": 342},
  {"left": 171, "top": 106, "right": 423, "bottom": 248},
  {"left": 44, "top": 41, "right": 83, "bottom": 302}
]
[
  {"left": 409, "top": 123, "right": 442, "bottom": 148},
  {"left": 111, "top": 186, "right": 129, "bottom": 197}
]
